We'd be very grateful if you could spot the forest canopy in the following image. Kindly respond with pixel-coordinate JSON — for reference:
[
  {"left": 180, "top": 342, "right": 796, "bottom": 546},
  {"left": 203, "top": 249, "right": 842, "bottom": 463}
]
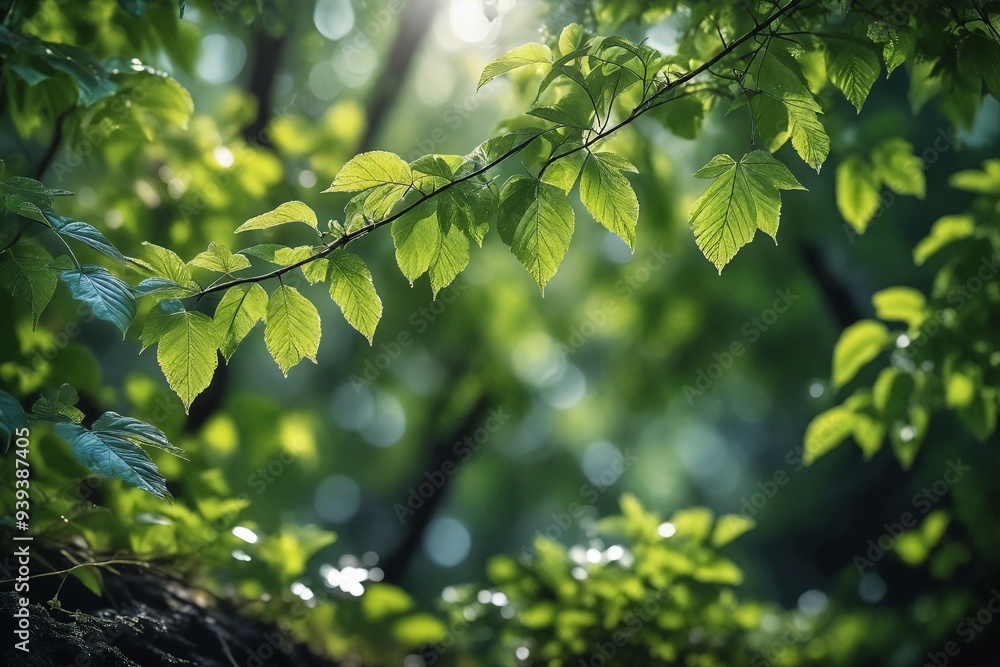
[{"left": 1, "top": 0, "right": 999, "bottom": 666}]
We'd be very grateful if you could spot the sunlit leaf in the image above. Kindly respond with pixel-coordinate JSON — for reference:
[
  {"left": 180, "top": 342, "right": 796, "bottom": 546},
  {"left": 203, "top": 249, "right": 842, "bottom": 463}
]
[
  {"left": 836, "top": 154, "right": 881, "bottom": 233},
  {"left": 236, "top": 201, "right": 319, "bottom": 233},
  {"left": 478, "top": 43, "right": 552, "bottom": 90},
  {"left": 804, "top": 406, "right": 856, "bottom": 464},
  {"left": 832, "top": 320, "right": 891, "bottom": 388},
  {"left": 327, "top": 250, "right": 382, "bottom": 342},
  {"left": 689, "top": 151, "right": 804, "bottom": 272},
  {"left": 580, "top": 151, "right": 639, "bottom": 249},
  {"left": 264, "top": 285, "right": 321, "bottom": 376},
  {"left": 214, "top": 283, "right": 268, "bottom": 362},
  {"left": 497, "top": 176, "right": 574, "bottom": 291},
  {"left": 190, "top": 242, "right": 252, "bottom": 273},
  {"left": 325, "top": 151, "right": 412, "bottom": 193},
  {"left": 155, "top": 308, "right": 221, "bottom": 412},
  {"left": 826, "top": 36, "right": 881, "bottom": 112}
]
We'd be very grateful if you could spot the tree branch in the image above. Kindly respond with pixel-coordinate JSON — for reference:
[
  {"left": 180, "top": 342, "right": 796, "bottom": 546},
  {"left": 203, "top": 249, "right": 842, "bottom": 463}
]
[{"left": 190, "top": 0, "right": 804, "bottom": 301}]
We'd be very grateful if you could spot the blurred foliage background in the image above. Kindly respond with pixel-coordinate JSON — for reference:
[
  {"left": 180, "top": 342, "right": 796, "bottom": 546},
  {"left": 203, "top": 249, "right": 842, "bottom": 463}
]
[{"left": 1, "top": 0, "right": 999, "bottom": 665}]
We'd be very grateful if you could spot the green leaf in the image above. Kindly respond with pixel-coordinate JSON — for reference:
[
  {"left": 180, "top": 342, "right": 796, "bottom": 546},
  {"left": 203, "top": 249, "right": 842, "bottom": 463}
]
[
  {"left": 872, "top": 287, "right": 927, "bottom": 327},
  {"left": 156, "top": 309, "right": 220, "bottom": 413},
  {"left": 469, "top": 127, "right": 546, "bottom": 166},
  {"left": 836, "top": 154, "right": 881, "bottom": 233},
  {"left": 890, "top": 405, "right": 929, "bottom": 469},
  {"left": 0, "top": 242, "right": 57, "bottom": 327},
  {"left": 867, "top": 22, "right": 915, "bottom": 77},
  {"left": 92, "top": 412, "right": 183, "bottom": 455},
  {"left": 913, "top": 214, "right": 975, "bottom": 267},
  {"left": 429, "top": 225, "right": 470, "bottom": 297},
  {"left": 31, "top": 384, "right": 84, "bottom": 424},
  {"left": 392, "top": 209, "right": 441, "bottom": 284},
  {"left": 541, "top": 150, "right": 586, "bottom": 194},
  {"left": 325, "top": 151, "right": 412, "bottom": 193},
  {"left": 437, "top": 182, "right": 495, "bottom": 245},
  {"left": 873, "top": 367, "right": 914, "bottom": 422},
  {"left": 948, "top": 160, "right": 1000, "bottom": 194},
  {"left": 872, "top": 138, "right": 925, "bottom": 198},
  {"left": 362, "top": 583, "right": 414, "bottom": 622},
  {"left": 497, "top": 176, "right": 575, "bottom": 291},
  {"left": 70, "top": 565, "right": 104, "bottom": 598},
  {"left": 895, "top": 510, "right": 949, "bottom": 565},
  {"left": 580, "top": 151, "right": 639, "bottom": 249},
  {"left": 133, "top": 277, "right": 195, "bottom": 299},
  {"left": 301, "top": 258, "right": 330, "bottom": 284},
  {"left": 558, "top": 23, "right": 586, "bottom": 57},
  {"left": 264, "top": 285, "right": 321, "bottom": 376},
  {"left": 214, "top": 283, "right": 268, "bottom": 362},
  {"left": 55, "top": 423, "right": 172, "bottom": 502},
  {"left": 711, "top": 515, "right": 755, "bottom": 548},
  {"left": 236, "top": 201, "right": 319, "bottom": 233},
  {"left": 745, "top": 45, "right": 830, "bottom": 171},
  {"left": 786, "top": 102, "right": 830, "bottom": 173},
  {"left": 136, "top": 242, "right": 194, "bottom": 286},
  {"left": 346, "top": 182, "right": 412, "bottom": 226},
  {"left": 689, "top": 151, "right": 805, "bottom": 273},
  {"left": 0, "top": 389, "right": 29, "bottom": 445},
  {"left": 527, "top": 93, "right": 595, "bottom": 129},
  {"left": 649, "top": 95, "right": 706, "bottom": 140},
  {"left": 327, "top": 250, "right": 382, "bottom": 343},
  {"left": 804, "top": 406, "right": 856, "bottom": 464},
  {"left": 832, "top": 320, "right": 891, "bottom": 388},
  {"left": 392, "top": 613, "right": 447, "bottom": 646},
  {"left": 958, "top": 388, "right": 998, "bottom": 442},
  {"left": 852, "top": 403, "right": 887, "bottom": 459},
  {"left": 478, "top": 43, "right": 552, "bottom": 90},
  {"left": 60, "top": 265, "right": 137, "bottom": 336},
  {"left": 826, "top": 36, "right": 881, "bottom": 112},
  {"left": 189, "top": 242, "right": 252, "bottom": 273},
  {"left": 44, "top": 211, "right": 128, "bottom": 264}
]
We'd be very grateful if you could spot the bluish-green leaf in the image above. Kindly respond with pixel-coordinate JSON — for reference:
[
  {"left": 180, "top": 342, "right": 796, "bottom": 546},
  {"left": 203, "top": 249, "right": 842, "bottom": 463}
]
[
  {"left": 44, "top": 211, "right": 127, "bottom": 264},
  {"left": 55, "top": 423, "right": 172, "bottom": 502},
  {"left": 92, "top": 411, "right": 183, "bottom": 455},
  {"left": 60, "top": 265, "right": 137, "bottom": 336}
]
